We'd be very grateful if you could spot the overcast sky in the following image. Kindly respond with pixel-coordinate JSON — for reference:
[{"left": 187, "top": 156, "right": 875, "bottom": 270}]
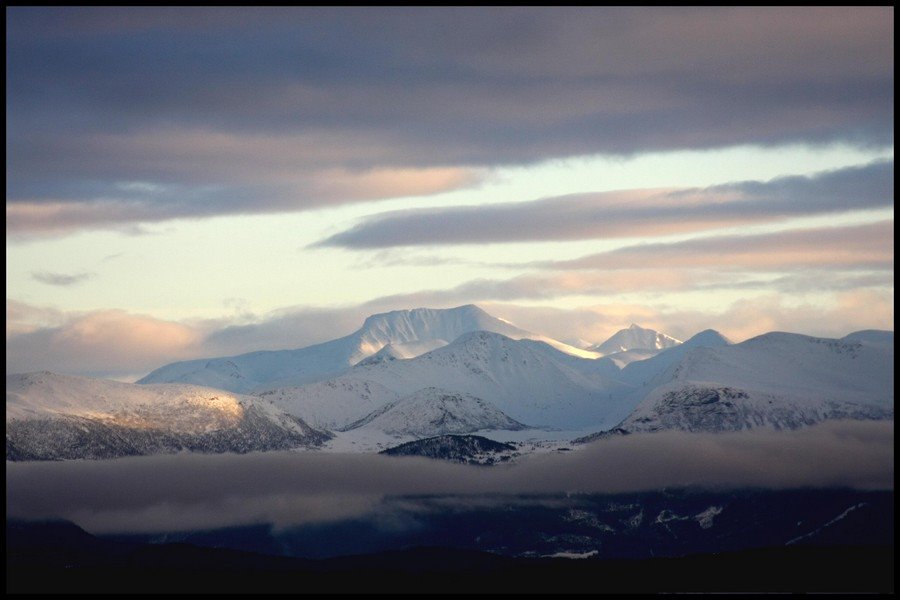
[{"left": 6, "top": 7, "right": 894, "bottom": 380}]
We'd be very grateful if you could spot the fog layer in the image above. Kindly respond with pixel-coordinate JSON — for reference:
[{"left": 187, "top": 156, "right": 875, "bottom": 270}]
[{"left": 6, "top": 420, "right": 892, "bottom": 533}]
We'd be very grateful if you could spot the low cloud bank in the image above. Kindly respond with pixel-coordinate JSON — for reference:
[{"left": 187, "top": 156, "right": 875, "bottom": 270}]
[{"left": 6, "top": 420, "right": 892, "bottom": 534}]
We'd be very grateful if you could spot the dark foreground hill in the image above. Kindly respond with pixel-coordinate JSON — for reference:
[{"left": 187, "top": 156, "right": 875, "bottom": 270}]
[
  {"left": 8, "top": 488, "right": 894, "bottom": 594},
  {"left": 6, "top": 520, "right": 893, "bottom": 594},
  {"left": 379, "top": 433, "right": 518, "bottom": 464}
]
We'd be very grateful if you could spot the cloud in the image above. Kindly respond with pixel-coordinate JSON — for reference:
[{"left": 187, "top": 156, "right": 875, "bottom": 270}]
[
  {"left": 6, "top": 300, "right": 67, "bottom": 338},
  {"left": 30, "top": 271, "right": 96, "bottom": 286},
  {"left": 706, "top": 290, "right": 895, "bottom": 343},
  {"left": 362, "top": 271, "right": 704, "bottom": 307},
  {"left": 6, "top": 7, "right": 892, "bottom": 233},
  {"left": 315, "top": 161, "right": 893, "bottom": 248},
  {"left": 5, "top": 420, "right": 893, "bottom": 534},
  {"left": 5, "top": 301, "right": 381, "bottom": 379},
  {"left": 202, "top": 306, "right": 371, "bottom": 355},
  {"left": 6, "top": 165, "right": 483, "bottom": 237},
  {"left": 6, "top": 307, "right": 204, "bottom": 379},
  {"left": 348, "top": 254, "right": 892, "bottom": 310},
  {"left": 545, "top": 220, "right": 894, "bottom": 271}
]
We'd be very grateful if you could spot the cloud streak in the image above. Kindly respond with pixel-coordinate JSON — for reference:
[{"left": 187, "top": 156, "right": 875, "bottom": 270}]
[
  {"left": 5, "top": 420, "right": 893, "bottom": 534},
  {"left": 30, "top": 271, "right": 96, "bottom": 286},
  {"left": 543, "top": 220, "right": 894, "bottom": 271},
  {"left": 315, "top": 161, "right": 893, "bottom": 248},
  {"left": 6, "top": 7, "right": 892, "bottom": 233}
]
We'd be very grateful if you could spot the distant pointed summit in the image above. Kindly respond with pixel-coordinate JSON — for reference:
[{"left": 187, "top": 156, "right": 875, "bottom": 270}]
[{"left": 591, "top": 324, "right": 681, "bottom": 356}]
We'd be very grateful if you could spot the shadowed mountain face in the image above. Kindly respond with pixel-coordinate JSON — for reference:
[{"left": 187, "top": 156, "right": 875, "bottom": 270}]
[
  {"left": 13, "top": 489, "right": 896, "bottom": 558},
  {"left": 379, "top": 434, "right": 518, "bottom": 464},
  {"left": 7, "top": 505, "right": 894, "bottom": 594}
]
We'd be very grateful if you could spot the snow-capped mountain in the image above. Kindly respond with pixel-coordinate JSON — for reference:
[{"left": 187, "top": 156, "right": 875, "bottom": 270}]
[
  {"left": 138, "top": 305, "right": 598, "bottom": 393},
  {"left": 6, "top": 372, "right": 330, "bottom": 461},
  {"left": 266, "top": 331, "right": 633, "bottom": 431},
  {"left": 591, "top": 324, "right": 681, "bottom": 356},
  {"left": 619, "top": 329, "right": 733, "bottom": 389},
  {"left": 346, "top": 387, "right": 529, "bottom": 437},
  {"left": 606, "top": 330, "right": 893, "bottom": 434},
  {"left": 8, "top": 303, "right": 894, "bottom": 461}
]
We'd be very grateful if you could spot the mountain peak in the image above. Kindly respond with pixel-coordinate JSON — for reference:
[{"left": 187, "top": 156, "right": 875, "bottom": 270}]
[
  {"left": 364, "top": 304, "right": 486, "bottom": 322},
  {"left": 591, "top": 324, "right": 681, "bottom": 356},
  {"left": 841, "top": 329, "right": 893, "bottom": 349},
  {"left": 683, "top": 329, "right": 732, "bottom": 348},
  {"left": 357, "top": 305, "right": 529, "bottom": 349}
]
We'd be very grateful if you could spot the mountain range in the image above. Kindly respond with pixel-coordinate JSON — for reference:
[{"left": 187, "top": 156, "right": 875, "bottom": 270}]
[
  {"left": 6, "top": 305, "right": 894, "bottom": 460},
  {"left": 137, "top": 305, "right": 599, "bottom": 393}
]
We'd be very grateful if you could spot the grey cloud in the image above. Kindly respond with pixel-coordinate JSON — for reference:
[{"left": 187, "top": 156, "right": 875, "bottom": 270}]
[
  {"left": 546, "top": 220, "right": 894, "bottom": 271},
  {"left": 5, "top": 307, "right": 204, "bottom": 380},
  {"left": 761, "top": 272, "right": 894, "bottom": 293},
  {"left": 354, "top": 267, "right": 892, "bottom": 310},
  {"left": 5, "top": 420, "right": 893, "bottom": 534},
  {"left": 30, "top": 271, "right": 96, "bottom": 286},
  {"left": 316, "top": 161, "right": 893, "bottom": 248},
  {"left": 203, "top": 307, "right": 369, "bottom": 355},
  {"left": 5, "top": 301, "right": 381, "bottom": 379},
  {"left": 6, "top": 7, "right": 892, "bottom": 232}
]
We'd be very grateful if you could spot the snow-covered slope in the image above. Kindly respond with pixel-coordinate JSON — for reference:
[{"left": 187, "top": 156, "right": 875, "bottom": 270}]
[
  {"left": 267, "top": 331, "right": 632, "bottom": 431},
  {"left": 611, "top": 331, "right": 893, "bottom": 434},
  {"left": 255, "top": 378, "right": 401, "bottom": 430},
  {"left": 599, "top": 349, "right": 661, "bottom": 369},
  {"left": 347, "top": 387, "right": 529, "bottom": 437},
  {"left": 6, "top": 372, "right": 330, "bottom": 460},
  {"left": 591, "top": 324, "right": 681, "bottom": 355},
  {"left": 138, "top": 305, "right": 598, "bottom": 393},
  {"left": 842, "top": 329, "right": 893, "bottom": 350},
  {"left": 619, "top": 329, "right": 733, "bottom": 389},
  {"left": 353, "top": 340, "right": 447, "bottom": 367}
]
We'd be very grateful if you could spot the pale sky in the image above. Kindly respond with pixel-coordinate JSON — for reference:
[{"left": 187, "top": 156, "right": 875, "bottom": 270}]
[{"left": 6, "top": 7, "right": 894, "bottom": 380}]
